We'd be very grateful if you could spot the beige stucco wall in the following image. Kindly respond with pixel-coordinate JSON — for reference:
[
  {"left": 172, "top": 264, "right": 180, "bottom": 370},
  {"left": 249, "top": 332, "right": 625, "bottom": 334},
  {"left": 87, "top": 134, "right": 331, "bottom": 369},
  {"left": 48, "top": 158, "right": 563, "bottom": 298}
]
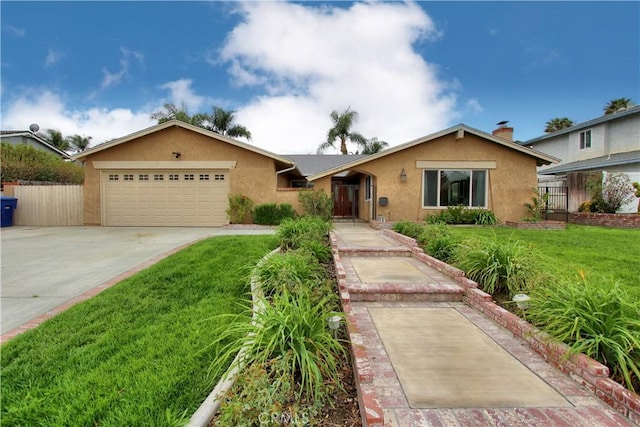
[
  {"left": 81, "top": 126, "right": 279, "bottom": 225},
  {"left": 314, "top": 132, "right": 539, "bottom": 223}
]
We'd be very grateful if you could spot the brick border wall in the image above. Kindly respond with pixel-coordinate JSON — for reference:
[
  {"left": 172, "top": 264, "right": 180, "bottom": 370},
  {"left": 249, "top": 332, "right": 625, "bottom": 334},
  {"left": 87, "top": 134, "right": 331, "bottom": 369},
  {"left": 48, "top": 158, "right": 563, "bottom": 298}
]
[
  {"left": 570, "top": 212, "right": 640, "bottom": 228},
  {"left": 381, "top": 229, "right": 640, "bottom": 424}
]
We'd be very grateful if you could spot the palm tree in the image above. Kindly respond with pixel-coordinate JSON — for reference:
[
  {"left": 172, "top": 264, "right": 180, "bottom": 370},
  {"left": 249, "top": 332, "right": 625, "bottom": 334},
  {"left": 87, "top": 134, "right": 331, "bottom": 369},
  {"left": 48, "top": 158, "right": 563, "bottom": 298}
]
[
  {"left": 151, "top": 103, "right": 207, "bottom": 127},
  {"left": 544, "top": 117, "right": 574, "bottom": 133},
  {"left": 67, "top": 135, "right": 92, "bottom": 152},
  {"left": 360, "top": 137, "right": 389, "bottom": 154},
  {"left": 205, "top": 107, "right": 252, "bottom": 140},
  {"left": 40, "top": 129, "right": 70, "bottom": 151},
  {"left": 603, "top": 98, "right": 634, "bottom": 115},
  {"left": 317, "top": 107, "right": 367, "bottom": 155}
]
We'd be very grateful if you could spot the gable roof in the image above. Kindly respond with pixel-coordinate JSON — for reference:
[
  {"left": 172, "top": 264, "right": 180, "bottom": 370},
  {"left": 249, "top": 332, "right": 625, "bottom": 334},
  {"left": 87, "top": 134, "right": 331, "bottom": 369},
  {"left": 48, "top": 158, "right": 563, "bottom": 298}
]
[
  {"left": 523, "top": 105, "right": 640, "bottom": 146},
  {"left": 539, "top": 150, "right": 640, "bottom": 175},
  {"left": 307, "top": 124, "right": 559, "bottom": 181},
  {"left": 72, "top": 120, "right": 294, "bottom": 167},
  {"left": 283, "top": 154, "right": 370, "bottom": 176},
  {"left": 1, "top": 130, "right": 72, "bottom": 160}
]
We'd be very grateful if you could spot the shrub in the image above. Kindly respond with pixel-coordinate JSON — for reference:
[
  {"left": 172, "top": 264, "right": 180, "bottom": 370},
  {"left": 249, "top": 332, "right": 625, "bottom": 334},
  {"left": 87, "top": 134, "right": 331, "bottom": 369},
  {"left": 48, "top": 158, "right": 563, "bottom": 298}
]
[
  {"left": 392, "top": 221, "right": 425, "bottom": 239},
  {"left": 277, "top": 217, "right": 332, "bottom": 251},
  {"left": 255, "top": 249, "right": 325, "bottom": 298},
  {"left": 297, "top": 189, "right": 333, "bottom": 221},
  {"left": 226, "top": 194, "right": 254, "bottom": 224},
  {"left": 527, "top": 277, "right": 640, "bottom": 391},
  {"left": 417, "top": 224, "right": 461, "bottom": 262},
  {"left": 0, "top": 143, "right": 84, "bottom": 184},
  {"left": 452, "top": 236, "right": 543, "bottom": 297},
  {"left": 209, "top": 290, "right": 346, "bottom": 402},
  {"left": 253, "top": 203, "right": 297, "bottom": 225},
  {"left": 424, "top": 205, "right": 498, "bottom": 225},
  {"left": 523, "top": 188, "right": 549, "bottom": 222},
  {"left": 584, "top": 172, "right": 635, "bottom": 213}
]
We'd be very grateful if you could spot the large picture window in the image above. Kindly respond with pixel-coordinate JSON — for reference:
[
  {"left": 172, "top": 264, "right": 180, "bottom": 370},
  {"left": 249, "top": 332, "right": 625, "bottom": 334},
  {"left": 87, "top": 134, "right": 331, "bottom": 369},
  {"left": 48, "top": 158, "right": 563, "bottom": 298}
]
[{"left": 423, "top": 170, "right": 487, "bottom": 208}]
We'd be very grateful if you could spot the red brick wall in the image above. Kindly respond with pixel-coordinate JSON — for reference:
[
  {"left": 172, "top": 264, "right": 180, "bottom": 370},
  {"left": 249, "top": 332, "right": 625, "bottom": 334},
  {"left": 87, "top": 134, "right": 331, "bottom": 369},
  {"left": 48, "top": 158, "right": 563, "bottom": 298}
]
[{"left": 569, "top": 213, "right": 640, "bottom": 228}]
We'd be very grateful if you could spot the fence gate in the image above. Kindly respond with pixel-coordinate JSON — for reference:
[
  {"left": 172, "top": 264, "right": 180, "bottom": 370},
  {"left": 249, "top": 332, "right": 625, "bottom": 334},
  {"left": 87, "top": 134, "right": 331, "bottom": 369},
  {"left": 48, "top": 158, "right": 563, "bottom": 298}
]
[{"left": 538, "top": 186, "right": 569, "bottom": 222}]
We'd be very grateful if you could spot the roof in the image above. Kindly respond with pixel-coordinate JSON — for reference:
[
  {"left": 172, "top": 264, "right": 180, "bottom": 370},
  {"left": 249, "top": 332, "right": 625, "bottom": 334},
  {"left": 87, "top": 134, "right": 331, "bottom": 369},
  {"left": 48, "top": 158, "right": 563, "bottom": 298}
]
[
  {"left": 307, "top": 124, "right": 559, "bottom": 181},
  {"left": 0, "top": 130, "right": 72, "bottom": 159},
  {"left": 538, "top": 150, "right": 640, "bottom": 175},
  {"left": 72, "top": 120, "right": 294, "bottom": 167},
  {"left": 523, "top": 105, "right": 640, "bottom": 146},
  {"left": 283, "top": 154, "right": 370, "bottom": 176}
]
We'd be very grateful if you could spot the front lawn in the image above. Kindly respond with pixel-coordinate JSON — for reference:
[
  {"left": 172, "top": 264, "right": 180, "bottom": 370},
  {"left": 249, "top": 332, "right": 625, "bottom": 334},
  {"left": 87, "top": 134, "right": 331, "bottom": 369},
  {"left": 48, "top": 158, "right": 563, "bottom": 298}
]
[
  {"left": 449, "top": 224, "right": 640, "bottom": 291},
  {"left": 1, "top": 235, "right": 278, "bottom": 426}
]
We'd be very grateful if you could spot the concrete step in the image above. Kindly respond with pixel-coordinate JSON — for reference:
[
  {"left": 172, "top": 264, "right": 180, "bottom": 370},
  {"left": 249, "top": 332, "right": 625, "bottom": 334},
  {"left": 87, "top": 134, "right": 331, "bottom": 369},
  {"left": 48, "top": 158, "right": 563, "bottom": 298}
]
[
  {"left": 347, "top": 282, "right": 464, "bottom": 302},
  {"left": 338, "top": 247, "right": 412, "bottom": 257}
]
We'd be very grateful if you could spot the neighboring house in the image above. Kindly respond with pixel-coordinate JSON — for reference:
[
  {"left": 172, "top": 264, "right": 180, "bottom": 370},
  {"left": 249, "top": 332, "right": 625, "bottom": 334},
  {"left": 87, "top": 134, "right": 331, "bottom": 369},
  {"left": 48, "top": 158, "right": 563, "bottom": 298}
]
[
  {"left": 1, "top": 130, "right": 72, "bottom": 160},
  {"left": 522, "top": 105, "right": 640, "bottom": 212},
  {"left": 72, "top": 120, "right": 557, "bottom": 226}
]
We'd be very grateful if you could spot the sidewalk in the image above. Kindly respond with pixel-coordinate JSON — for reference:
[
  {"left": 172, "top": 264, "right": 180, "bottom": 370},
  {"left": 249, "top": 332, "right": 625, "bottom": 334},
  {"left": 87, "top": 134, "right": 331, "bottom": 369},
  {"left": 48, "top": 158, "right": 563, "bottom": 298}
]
[{"left": 331, "top": 222, "right": 637, "bottom": 427}]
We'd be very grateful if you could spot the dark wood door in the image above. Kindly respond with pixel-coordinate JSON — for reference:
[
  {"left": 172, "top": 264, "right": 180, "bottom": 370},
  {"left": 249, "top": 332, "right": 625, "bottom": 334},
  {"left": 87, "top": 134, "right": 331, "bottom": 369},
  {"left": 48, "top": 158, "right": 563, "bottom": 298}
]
[{"left": 333, "top": 184, "right": 359, "bottom": 217}]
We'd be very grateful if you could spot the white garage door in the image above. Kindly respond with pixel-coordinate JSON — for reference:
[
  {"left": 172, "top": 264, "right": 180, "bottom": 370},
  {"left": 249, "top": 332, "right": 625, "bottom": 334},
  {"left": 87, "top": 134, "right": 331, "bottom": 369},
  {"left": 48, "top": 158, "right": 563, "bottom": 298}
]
[{"left": 103, "top": 170, "right": 229, "bottom": 226}]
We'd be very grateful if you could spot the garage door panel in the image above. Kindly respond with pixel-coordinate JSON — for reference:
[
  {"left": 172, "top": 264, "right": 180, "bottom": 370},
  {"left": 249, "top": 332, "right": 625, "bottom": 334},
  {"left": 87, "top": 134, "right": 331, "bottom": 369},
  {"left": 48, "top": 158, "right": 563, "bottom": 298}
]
[{"left": 104, "top": 170, "right": 229, "bottom": 226}]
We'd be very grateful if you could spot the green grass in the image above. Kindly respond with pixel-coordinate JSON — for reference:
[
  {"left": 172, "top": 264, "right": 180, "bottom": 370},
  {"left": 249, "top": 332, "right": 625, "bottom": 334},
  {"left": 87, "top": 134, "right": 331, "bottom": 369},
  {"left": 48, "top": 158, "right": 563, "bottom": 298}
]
[
  {"left": 449, "top": 224, "right": 640, "bottom": 291},
  {"left": 1, "top": 235, "right": 278, "bottom": 427}
]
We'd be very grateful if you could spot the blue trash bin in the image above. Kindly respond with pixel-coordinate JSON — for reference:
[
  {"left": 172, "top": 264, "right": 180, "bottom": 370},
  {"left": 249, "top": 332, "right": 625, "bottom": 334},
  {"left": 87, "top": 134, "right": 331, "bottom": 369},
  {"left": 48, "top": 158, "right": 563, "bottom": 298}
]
[{"left": 1, "top": 196, "right": 18, "bottom": 227}]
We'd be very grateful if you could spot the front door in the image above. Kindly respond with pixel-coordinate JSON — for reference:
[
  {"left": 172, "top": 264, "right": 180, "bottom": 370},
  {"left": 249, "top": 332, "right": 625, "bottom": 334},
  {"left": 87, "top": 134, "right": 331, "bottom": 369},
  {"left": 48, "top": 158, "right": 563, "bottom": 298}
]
[{"left": 333, "top": 184, "right": 359, "bottom": 217}]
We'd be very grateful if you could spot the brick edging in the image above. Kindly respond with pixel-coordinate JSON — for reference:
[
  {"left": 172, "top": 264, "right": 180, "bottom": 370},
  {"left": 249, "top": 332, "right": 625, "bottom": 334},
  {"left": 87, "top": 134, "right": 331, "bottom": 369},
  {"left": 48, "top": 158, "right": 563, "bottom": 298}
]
[{"left": 330, "top": 231, "right": 384, "bottom": 427}]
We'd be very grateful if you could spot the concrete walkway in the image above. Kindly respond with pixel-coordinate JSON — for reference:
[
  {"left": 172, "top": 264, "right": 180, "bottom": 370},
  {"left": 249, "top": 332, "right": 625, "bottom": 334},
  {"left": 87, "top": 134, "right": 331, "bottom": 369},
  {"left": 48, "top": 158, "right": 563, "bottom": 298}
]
[{"left": 331, "top": 222, "right": 637, "bottom": 427}]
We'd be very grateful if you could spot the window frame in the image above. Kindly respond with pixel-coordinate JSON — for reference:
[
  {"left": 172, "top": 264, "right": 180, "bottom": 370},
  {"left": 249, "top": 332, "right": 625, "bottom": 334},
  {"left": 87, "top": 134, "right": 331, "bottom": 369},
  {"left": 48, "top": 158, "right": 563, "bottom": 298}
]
[
  {"left": 422, "top": 169, "right": 488, "bottom": 208},
  {"left": 579, "top": 129, "right": 592, "bottom": 149},
  {"left": 364, "top": 175, "right": 372, "bottom": 201}
]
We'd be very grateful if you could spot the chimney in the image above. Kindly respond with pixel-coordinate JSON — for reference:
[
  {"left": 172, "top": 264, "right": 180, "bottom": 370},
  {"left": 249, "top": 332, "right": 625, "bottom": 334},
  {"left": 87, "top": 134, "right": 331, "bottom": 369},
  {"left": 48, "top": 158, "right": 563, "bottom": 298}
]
[{"left": 492, "top": 120, "right": 513, "bottom": 141}]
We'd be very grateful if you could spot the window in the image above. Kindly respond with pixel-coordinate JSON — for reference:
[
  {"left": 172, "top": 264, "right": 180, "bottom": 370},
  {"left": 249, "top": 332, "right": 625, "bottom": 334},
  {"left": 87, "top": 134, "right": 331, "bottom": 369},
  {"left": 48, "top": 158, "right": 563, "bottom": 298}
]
[
  {"left": 108, "top": 174, "right": 119, "bottom": 181},
  {"left": 365, "top": 175, "right": 372, "bottom": 200},
  {"left": 214, "top": 174, "right": 225, "bottom": 181},
  {"left": 199, "top": 174, "right": 210, "bottom": 181},
  {"left": 579, "top": 130, "right": 591, "bottom": 149},
  {"left": 423, "top": 170, "right": 487, "bottom": 208},
  {"left": 169, "top": 174, "right": 179, "bottom": 181},
  {"left": 154, "top": 174, "right": 164, "bottom": 181},
  {"left": 184, "top": 174, "right": 194, "bottom": 181},
  {"left": 123, "top": 174, "right": 134, "bottom": 181},
  {"left": 139, "top": 174, "right": 149, "bottom": 181}
]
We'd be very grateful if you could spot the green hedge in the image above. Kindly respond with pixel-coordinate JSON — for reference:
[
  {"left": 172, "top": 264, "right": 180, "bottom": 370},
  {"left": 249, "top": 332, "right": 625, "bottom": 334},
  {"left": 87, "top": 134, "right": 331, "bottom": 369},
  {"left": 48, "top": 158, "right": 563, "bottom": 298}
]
[
  {"left": 1, "top": 143, "right": 84, "bottom": 184},
  {"left": 253, "top": 203, "right": 296, "bottom": 225}
]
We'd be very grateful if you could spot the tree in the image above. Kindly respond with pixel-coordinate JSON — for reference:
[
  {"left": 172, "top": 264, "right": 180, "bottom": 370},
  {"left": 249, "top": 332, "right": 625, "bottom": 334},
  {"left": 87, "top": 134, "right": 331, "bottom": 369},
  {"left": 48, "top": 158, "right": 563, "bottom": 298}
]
[
  {"left": 40, "top": 129, "right": 70, "bottom": 151},
  {"left": 67, "top": 135, "right": 92, "bottom": 152},
  {"left": 603, "top": 98, "right": 634, "bottom": 115},
  {"left": 151, "top": 104, "right": 251, "bottom": 140},
  {"left": 544, "top": 117, "right": 574, "bottom": 133},
  {"left": 205, "top": 107, "right": 252, "bottom": 140},
  {"left": 317, "top": 107, "right": 367, "bottom": 155},
  {"left": 359, "top": 137, "right": 389, "bottom": 154}
]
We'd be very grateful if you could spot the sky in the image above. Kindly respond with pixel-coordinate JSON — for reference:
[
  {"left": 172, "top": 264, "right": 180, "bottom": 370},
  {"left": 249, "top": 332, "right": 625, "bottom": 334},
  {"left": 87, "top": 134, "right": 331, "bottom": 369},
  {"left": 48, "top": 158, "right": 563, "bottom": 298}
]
[{"left": 1, "top": 1, "right": 638, "bottom": 154}]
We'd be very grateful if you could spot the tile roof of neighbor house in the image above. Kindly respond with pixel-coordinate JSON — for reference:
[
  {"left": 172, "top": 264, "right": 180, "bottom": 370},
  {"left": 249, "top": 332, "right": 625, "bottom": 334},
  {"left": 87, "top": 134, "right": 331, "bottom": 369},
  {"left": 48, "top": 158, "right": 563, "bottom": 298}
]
[
  {"left": 522, "top": 105, "right": 640, "bottom": 146},
  {"left": 539, "top": 150, "right": 640, "bottom": 175},
  {"left": 71, "top": 120, "right": 295, "bottom": 167},
  {"left": 0, "top": 130, "right": 72, "bottom": 159},
  {"left": 283, "top": 154, "right": 370, "bottom": 176},
  {"left": 307, "top": 123, "right": 560, "bottom": 181}
]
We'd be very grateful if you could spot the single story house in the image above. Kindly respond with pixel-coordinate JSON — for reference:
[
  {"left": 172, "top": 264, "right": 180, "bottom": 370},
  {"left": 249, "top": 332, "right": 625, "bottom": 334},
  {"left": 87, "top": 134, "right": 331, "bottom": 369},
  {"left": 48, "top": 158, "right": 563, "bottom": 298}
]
[
  {"left": 72, "top": 120, "right": 558, "bottom": 226},
  {"left": 1, "top": 130, "right": 72, "bottom": 160}
]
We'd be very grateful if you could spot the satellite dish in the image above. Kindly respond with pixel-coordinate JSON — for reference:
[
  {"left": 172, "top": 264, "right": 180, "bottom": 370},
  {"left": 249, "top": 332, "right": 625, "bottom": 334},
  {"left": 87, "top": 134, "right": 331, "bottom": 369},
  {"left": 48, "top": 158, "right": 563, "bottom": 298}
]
[{"left": 29, "top": 123, "right": 40, "bottom": 133}]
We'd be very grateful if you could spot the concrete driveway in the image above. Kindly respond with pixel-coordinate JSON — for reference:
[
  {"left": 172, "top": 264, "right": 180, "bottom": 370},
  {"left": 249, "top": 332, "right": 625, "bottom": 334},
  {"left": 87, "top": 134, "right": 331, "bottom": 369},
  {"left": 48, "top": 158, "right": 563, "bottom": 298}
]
[{"left": 0, "top": 226, "right": 274, "bottom": 335}]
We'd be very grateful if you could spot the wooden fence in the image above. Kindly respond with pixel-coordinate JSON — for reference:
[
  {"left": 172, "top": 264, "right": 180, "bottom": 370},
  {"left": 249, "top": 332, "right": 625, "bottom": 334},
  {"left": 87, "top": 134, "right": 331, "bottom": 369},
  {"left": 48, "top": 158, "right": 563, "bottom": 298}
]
[{"left": 7, "top": 185, "right": 83, "bottom": 226}]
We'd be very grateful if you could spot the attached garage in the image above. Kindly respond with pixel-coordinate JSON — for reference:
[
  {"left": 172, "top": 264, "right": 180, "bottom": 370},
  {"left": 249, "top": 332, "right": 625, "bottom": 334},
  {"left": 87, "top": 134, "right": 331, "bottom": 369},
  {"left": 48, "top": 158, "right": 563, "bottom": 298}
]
[
  {"left": 74, "top": 120, "right": 294, "bottom": 227},
  {"left": 102, "top": 169, "right": 229, "bottom": 226}
]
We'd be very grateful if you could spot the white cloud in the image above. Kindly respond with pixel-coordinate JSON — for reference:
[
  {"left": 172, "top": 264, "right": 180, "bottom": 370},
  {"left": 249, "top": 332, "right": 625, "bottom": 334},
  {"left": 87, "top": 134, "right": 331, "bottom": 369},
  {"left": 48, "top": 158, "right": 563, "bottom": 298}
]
[
  {"left": 5, "top": 25, "right": 25, "bottom": 37},
  {"left": 158, "top": 79, "right": 205, "bottom": 113},
  {"left": 98, "top": 47, "right": 145, "bottom": 91},
  {"left": 45, "top": 49, "right": 63, "bottom": 67},
  {"left": 465, "top": 99, "right": 484, "bottom": 114},
  {"left": 1, "top": 89, "right": 155, "bottom": 144},
  {"left": 220, "top": 1, "right": 459, "bottom": 153}
]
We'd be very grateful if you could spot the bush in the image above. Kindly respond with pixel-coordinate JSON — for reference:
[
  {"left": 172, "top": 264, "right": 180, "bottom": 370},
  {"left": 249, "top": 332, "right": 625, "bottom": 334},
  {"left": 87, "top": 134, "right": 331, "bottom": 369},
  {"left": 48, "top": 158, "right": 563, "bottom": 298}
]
[
  {"left": 527, "top": 277, "right": 640, "bottom": 391},
  {"left": 253, "top": 203, "right": 297, "bottom": 225},
  {"left": 277, "top": 217, "right": 332, "bottom": 251},
  {"left": 298, "top": 189, "right": 333, "bottom": 221},
  {"left": 226, "top": 194, "right": 254, "bottom": 224},
  {"left": 452, "top": 236, "right": 543, "bottom": 297},
  {"left": 0, "top": 143, "right": 84, "bottom": 184},
  {"left": 417, "top": 223, "right": 461, "bottom": 262},
  {"left": 255, "top": 249, "right": 325, "bottom": 298},
  {"left": 584, "top": 172, "right": 635, "bottom": 213},
  {"left": 424, "top": 205, "right": 498, "bottom": 225},
  {"left": 392, "top": 221, "right": 425, "bottom": 239}
]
